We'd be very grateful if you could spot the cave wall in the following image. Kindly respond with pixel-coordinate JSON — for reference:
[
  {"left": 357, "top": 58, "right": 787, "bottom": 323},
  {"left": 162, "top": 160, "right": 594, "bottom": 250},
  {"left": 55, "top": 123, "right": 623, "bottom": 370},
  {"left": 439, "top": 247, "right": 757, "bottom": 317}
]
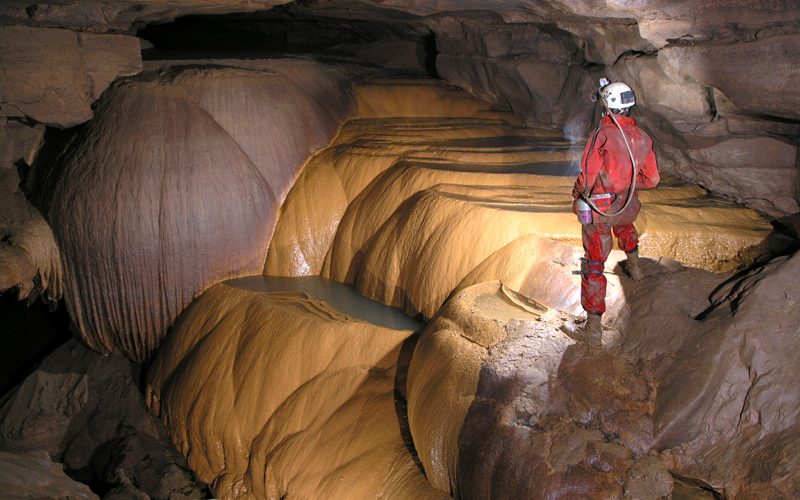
[{"left": 418, "top": 7, "right": 800, "bottom": 217}]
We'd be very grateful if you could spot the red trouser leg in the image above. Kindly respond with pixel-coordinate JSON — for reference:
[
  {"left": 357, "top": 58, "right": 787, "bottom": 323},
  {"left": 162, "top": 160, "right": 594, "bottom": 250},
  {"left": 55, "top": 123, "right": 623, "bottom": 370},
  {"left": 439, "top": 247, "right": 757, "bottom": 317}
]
[
  {"left": 613, "top": 223, "right": 639, "bottom": 253},
  {"left": 581, "top": 223, "right": 613, "bottom": 315}
]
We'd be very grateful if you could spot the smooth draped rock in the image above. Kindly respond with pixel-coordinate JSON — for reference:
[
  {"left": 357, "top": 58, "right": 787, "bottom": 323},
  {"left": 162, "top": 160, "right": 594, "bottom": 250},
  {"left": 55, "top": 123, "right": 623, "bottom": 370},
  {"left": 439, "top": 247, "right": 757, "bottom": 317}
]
[
  {"left": 30, "top": 60, "right": 354, "bottom": 361},
  {"left": 146, "top": 283, "right": 447, "bottom": 499}
]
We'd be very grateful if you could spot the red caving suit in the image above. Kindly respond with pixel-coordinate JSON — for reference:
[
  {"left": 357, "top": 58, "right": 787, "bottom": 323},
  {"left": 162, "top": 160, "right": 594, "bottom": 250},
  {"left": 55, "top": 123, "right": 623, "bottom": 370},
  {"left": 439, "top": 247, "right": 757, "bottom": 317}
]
[{"left": 572, "top": 114, "right": 660, "bottom": 315}]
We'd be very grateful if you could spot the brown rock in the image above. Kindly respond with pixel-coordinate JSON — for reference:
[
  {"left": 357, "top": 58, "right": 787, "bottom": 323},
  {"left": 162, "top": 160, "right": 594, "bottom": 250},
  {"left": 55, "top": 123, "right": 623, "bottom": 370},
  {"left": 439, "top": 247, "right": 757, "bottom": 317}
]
[
  {"left": 0, "top": 26, "right": 141, "bottom": 127},
  {"left": 620, "top": 251, "right": 800, "bottom": 496},
  {"left": 660, "top": 35, "right": 800, "bottom": 121},
  {"left": 0, "top": 450, "right": 98, "bottom": 500},
  {"left": 406, "top": 281, "right": 669, "bottom": 498},
  {"left": 0, "top": 339, "right": 205, "bottom": 498},
  {"left": 0, "top": 119, "right": 45, "bottom": 171},
  {"left": 0, "top": 170, "right": 61, "bottom": 301}
]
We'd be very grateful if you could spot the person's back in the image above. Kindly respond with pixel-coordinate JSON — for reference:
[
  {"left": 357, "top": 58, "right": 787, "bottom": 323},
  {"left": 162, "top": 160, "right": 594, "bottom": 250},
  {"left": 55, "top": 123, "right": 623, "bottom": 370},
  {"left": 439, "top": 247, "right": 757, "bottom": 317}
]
[{"left": 568, "top": 81, "right": 660, "bottom": 346}]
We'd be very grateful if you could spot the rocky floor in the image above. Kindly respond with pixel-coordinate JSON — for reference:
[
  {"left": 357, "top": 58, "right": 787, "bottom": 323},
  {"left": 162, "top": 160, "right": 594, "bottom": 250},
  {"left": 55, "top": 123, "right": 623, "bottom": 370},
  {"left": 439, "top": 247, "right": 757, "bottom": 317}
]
[{"left": 0, "top": 339, "right": 209, "bottom": 499}]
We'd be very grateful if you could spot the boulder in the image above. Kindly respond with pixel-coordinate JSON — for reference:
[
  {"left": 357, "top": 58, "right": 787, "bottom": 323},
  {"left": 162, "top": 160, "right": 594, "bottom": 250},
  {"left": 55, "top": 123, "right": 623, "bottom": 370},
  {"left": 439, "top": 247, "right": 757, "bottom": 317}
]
[
  {"left": 0, "top": 339, "right": 206, "bottom": 498},
  {"left": 406, "top": 281, "right": 672, "bottom": 498},
  {"left": 0, "top": 26, "right": 141, "bottom": 127},
  {"left": 146, "top": 283, "right": 447, "bottom": 499}
]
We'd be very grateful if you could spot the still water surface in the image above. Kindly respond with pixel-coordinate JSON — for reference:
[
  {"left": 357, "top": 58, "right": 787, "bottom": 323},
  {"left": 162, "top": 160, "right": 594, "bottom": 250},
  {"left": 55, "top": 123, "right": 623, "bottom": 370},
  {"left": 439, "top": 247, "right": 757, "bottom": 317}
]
[{"left": 226, "top": 275, "right": 422, "bottom": 331}]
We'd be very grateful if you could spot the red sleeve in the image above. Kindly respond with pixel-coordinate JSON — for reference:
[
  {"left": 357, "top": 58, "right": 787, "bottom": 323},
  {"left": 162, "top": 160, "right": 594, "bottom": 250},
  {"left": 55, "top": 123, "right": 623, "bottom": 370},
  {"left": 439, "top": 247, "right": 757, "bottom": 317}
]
[
  {"left": 573, "top": 129, "right": 606, "bottom": 199},
  {"left": 637, "top": 148, "right": 660, "bottom": 189}
]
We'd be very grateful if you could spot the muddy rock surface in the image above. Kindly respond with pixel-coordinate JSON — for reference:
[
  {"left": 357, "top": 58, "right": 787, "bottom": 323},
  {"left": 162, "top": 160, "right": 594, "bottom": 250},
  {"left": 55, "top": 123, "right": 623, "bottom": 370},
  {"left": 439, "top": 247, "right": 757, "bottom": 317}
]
[
  {"left": 406, "top": 244, "right": 800, "bottom": 498},
  {"left": 407, "top": 281, "right": 671, "bottom": 498},
  {"left": 0, "top": 450, "right": 98, "bottom": 499},
  {"left": 0, "top": 339, "right": 206, "bottom": 498}
]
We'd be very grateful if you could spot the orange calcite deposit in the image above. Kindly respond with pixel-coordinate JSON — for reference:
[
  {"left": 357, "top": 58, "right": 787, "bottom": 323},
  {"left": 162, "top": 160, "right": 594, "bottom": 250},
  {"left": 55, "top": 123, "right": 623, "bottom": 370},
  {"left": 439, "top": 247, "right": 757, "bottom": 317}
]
[
  {"left": 146, "top": 283, "right": 446, "bottom": 499},
  {"left": 265, "top": 80, "right": 771, "bottom": 320}
]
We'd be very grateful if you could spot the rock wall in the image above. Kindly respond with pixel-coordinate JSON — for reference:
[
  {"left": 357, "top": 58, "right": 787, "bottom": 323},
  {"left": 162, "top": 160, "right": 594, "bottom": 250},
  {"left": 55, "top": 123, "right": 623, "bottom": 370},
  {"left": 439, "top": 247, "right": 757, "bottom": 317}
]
[
  {"left": 146, "top": 283, "right": 447, "bottom": 499},
  {"left": 29, "top": 59, "right": 356, "bottom": 361},
  {"left": 421, "top": 7, "right": 800, "bottom": 217},
  {"left": 0, "top": 26, "right": 142, "bottom": 128}
]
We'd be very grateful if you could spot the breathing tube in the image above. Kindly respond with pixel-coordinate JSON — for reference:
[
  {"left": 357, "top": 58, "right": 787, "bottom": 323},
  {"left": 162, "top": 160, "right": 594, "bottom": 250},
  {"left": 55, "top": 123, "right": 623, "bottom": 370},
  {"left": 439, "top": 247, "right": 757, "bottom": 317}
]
[{"left": 577, "top": 91, "right": 638, "bottom": 220}]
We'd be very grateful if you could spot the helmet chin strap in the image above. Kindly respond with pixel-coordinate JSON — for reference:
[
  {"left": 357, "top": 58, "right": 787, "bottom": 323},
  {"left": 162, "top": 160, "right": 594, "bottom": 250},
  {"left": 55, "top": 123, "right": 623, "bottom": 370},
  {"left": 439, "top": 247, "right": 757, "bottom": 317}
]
[{"left": 579, "top": 104, "right": 638, "bottom": 217}]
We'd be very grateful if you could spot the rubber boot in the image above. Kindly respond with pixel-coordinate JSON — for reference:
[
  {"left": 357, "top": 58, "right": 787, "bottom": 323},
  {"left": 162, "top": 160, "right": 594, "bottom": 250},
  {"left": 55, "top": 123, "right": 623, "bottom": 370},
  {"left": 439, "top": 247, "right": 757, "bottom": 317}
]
[
  {"left": 573, "top": 313, "right": 602, "bottom": 347},
  {"left": 626, "top": 250, "right": 644, "bottom": 281}
]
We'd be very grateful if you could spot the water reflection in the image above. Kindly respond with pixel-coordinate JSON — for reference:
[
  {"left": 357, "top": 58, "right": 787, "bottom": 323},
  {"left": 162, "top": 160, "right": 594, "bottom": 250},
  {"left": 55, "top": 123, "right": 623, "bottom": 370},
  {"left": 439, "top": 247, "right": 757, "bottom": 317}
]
[{"left": 226, "top": 275, "right": 423, "bottom": 331}]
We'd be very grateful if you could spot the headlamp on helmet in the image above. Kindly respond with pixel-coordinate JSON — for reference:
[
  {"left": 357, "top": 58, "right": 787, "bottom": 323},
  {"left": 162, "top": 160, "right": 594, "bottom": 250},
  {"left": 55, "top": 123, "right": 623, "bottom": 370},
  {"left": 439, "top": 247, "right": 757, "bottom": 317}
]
[{"left": 600, "top": 82, "right": 635, "bottom": 111}]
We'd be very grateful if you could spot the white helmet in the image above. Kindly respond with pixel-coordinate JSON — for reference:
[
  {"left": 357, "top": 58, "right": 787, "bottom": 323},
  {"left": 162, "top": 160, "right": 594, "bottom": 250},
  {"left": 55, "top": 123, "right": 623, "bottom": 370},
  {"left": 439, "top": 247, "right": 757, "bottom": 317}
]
[{"left": 600, "top": 82, "right": 635, "bottom": 111}]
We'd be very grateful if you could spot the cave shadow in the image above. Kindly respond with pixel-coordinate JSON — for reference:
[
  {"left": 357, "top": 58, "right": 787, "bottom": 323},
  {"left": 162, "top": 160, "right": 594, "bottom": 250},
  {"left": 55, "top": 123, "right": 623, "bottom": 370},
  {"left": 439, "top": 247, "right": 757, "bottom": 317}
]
[
  {"left": 694, "top": 212, "right": 800, "bottom": 320},
  {"left": 392, "top": 332, "right": 426, "bottom": 474}
]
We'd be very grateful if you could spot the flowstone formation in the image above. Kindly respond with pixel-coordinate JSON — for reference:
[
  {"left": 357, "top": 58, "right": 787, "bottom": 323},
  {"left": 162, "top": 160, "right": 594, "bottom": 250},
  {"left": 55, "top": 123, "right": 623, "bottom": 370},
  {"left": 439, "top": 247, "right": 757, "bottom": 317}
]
[
  {"left": 28, "top": 58, "right": 356, "bottom": 362},
  {"left": 146, "top": 283, "right": 447, "bottom": 499},
  {"left": 266, "top": 80, "right": 771, "bottom": 320}
]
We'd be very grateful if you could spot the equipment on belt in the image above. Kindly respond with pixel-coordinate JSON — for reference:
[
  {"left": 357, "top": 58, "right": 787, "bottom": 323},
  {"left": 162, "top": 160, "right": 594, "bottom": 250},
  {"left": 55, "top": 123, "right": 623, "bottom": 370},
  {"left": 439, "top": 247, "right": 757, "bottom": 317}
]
[{"left": 576, "top": 79, "right": 638, "bottom": 221}]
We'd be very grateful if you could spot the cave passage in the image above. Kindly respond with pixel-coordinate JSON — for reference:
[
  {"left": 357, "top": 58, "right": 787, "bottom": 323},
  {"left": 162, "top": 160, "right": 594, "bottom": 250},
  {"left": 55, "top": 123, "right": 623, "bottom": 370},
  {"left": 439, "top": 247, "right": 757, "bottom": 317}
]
[{"left": 138, "top": 8, "right": 440, "bottom": 77}]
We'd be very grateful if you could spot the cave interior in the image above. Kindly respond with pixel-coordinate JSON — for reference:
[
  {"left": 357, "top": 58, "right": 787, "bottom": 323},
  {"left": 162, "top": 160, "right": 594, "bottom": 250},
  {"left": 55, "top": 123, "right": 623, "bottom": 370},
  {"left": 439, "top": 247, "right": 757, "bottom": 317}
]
[{"left": 0, "top": 1, "right": 799, "bottom": 498}]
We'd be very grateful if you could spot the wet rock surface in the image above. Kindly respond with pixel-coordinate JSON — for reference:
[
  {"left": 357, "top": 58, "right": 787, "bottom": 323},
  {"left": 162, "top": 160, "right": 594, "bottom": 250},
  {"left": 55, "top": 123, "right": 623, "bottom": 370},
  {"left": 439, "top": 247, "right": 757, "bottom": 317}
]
[
  {"left": 0, "top": 339, "right": 207, "bottom": 498},
  {"left": 146, "top": 283, "right": 446, "bottom": 499},
  {"left": 266, "top": 80, "right": 770, "bottom": 323}
]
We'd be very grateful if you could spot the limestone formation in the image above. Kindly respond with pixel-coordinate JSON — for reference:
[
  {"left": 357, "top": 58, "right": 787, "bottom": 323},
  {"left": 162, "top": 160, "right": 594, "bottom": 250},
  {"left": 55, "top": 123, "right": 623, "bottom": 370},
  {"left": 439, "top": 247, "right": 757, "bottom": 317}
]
[
  {"left": 0, "top": 170, "right": 61, "bottom": 303},
  {"left": 0, "top": 26, "right": 141, "bottom": 127},
  {"left": 29, "top": 59, "right": 355, "bottom": 361},
  {"left": 146, "top": 283, "right": 447, "bottom": 499},
  {"left": 0, "top": 339, "right": 206, "bottom": 498},
  {"left": 267, "top": 81, "right": 771, "bottom": 320}
]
